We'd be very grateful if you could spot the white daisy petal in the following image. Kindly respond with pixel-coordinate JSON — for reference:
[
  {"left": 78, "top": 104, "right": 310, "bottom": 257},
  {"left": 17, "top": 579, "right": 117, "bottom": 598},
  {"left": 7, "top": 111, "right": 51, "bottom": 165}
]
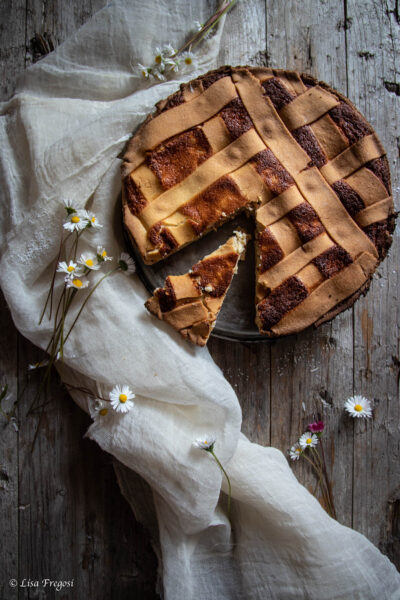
[
  {"left": 118, "top": 252, "right": 136, "bottom": 275},
  {"left": 63, "top": 210, "right": 88, "bottom": 232},
  {"left": 193, "top": 435, "right": 216, "bottom": 451},
  {"left": 289, "top": 443, "right": 303, "bottom": 461},
  {"left": 136, "top": 63, "right": 152, "bottom": 79},
  {"left": 65, "top": 276, "right": 89, "bottom": 290},
  {"left": 180, "top": 51, "right": 197, "bottom": 71},
  {"left": 57, "top": 260, "right": 80, "bottom": 275},
  {"left": 63, "top": 200, "right": 76, "bottom": 215},
  {"left": 80, "top": 210, "right": 102, "bottom": 229},
  {"left": 109, "top": 384, "right": 135, "bottom": 414},
  {"left": 344, "top": 395, "right": 373, "bottom": 419},
  {"left": 96, "top": 246, "right": 113, "bottom": 262},
  {"left": 78, "top": 252, "right": 101, "bottom": 271},
  {"left": 299, "top": 432, "right": 319, "bottom": 450},
  {"left": 92, "top": 399, "right": 110, "bottom": 420}
]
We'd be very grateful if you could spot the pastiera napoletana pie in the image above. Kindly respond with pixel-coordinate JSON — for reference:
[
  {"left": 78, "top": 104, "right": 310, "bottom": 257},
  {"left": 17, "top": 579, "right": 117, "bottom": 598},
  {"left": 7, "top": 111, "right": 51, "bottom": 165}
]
[{"left": 122, "top": 66, "right": 395, "bottom": 343}]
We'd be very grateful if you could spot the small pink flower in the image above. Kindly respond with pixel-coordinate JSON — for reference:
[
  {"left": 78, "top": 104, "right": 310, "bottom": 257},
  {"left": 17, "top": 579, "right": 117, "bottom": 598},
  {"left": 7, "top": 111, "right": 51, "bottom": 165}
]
[{"left": 308, "top": 420, "right": 325, "bottom": 434}]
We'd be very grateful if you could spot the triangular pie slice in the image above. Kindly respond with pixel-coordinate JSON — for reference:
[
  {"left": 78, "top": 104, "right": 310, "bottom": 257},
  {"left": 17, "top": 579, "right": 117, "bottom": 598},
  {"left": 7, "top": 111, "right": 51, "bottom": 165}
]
[{"left": 145, "top": 230, "right": 248, "bottom": 346}]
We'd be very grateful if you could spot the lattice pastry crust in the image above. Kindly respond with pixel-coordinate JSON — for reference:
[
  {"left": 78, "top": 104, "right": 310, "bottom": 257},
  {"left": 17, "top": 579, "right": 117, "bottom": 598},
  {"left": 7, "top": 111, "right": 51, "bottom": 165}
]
[{"left": 122, "top": 66, "right": 395, "bottom": 338}]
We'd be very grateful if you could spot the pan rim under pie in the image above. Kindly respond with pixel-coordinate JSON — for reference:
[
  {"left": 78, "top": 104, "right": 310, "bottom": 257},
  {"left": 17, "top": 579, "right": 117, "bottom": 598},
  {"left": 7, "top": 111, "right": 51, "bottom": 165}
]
[{"left": 122, "top": 65, "right": 395, "bottom": 339}]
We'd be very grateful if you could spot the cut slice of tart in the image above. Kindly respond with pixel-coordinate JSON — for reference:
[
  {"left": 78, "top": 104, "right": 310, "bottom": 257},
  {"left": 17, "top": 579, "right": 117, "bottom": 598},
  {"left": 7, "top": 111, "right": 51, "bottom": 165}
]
[{"left": 145, "top": 230, "right": 248, "bottom": 346}]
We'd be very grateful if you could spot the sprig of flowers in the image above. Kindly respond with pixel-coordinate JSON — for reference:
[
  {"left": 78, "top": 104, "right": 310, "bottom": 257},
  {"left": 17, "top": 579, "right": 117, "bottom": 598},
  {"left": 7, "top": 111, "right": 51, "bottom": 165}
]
[
  {"left": 134, "top": 1, "right": 237, "bottom": 82},
  {"left": 64, "top": 383, "right": 136, "bottom": 420},
  {"left": 28, "top": 201, "right": 136, "bottom": 417},
  {"left": 289, "top": 420, "right": 336, "bottom": 519},
  {"left": 193, "top": 435, "right": 232, "bottom": 523}
]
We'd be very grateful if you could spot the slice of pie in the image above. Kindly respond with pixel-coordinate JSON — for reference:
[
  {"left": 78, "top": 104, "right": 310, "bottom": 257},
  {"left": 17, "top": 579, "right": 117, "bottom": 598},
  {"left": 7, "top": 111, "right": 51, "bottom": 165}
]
[
  {"left": 145, "top": 231, "right": 248, "bottom": 346},
  {"left": 123, "top": 66, "right": 395, "bottom": 338}
]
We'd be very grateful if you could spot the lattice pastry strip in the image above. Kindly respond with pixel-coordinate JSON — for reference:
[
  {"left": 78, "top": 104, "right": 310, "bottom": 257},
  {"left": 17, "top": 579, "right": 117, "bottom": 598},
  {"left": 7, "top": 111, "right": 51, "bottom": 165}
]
[{"left": 123, "top": 66, "right": 395, "bottom": 339}]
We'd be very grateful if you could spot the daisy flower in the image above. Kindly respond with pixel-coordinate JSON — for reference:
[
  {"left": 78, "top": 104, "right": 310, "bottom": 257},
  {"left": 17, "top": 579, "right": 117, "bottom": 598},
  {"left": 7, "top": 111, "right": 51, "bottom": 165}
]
[
  {"left": 93, "top": 399, "right": 110, "bottom": 419},
  {"left": 153, "top": 69, "right": 166, "bottom": 81},
  {"left": 57, "top": 260, "right": 81, "bottom": 276},
  {"left": 78, "top": 252, "right": 101, "bottom": 271},
  {"left": 180, "top": 51, "right": 197, "bottom": 70},
  {"left": 65, "top": 276, "right": 89, "bottom": 290},
  {"left": 308, "top": 420, "right": 325, "bottom": 434},
  {"left": 118, "top": 252, "right": 136, "bottom": 275},
  {"left": 193, "top": 435, "right": 216, "bottom": 451},
  {"left": 136, "top": 63, "right": 152, "bottom": 79},
  {"left": 109, "top": 385, "right": 135, "bottom": 413},
  {"left": 81, "top": 210, "right": 102, "bottom": 229},
  {"left": 154, "top": 44, "right": 175, "bottom": 66},
  {"left": 63, "top": 200, "right": 76, "bottom": 215},
  {"left": 289, "top": 443, "right": 303, "bottom": 461},
  {"left": 164, "top": 56, "right": 180, "bottom": 73},
  {"left": 96, "top": 246, "right": 113, "bottom": 262},
  {"left": 299, "top": 432, "right": 318, "bottom": 450},
  {"left": 63, "top": 209, "right": 88, "bottom": 232},
  {"left": 344, "top": 395, "right": 373, "bottom": 419}
]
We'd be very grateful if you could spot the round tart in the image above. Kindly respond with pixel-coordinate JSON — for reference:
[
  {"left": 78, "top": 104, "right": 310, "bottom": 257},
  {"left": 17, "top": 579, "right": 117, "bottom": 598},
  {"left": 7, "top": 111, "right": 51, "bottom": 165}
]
[{"left": 122, "top": 66, "right": 395, "bottom": 338}]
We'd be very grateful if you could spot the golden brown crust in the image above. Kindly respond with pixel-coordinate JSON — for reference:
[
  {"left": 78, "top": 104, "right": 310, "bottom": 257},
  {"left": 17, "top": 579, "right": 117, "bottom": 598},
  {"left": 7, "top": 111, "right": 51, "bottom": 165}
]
[
  {"left": 123, "top": 65, "right": 395, "bottom": 339},
  {"left": 144, "top": 232, "right": 248, "bottom": 346}
]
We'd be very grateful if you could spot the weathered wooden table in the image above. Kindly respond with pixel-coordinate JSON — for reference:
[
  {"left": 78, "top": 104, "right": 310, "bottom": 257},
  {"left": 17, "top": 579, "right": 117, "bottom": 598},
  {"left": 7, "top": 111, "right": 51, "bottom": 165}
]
[{"left": 1, "top": 1, "right": 399, "bottom": 598}]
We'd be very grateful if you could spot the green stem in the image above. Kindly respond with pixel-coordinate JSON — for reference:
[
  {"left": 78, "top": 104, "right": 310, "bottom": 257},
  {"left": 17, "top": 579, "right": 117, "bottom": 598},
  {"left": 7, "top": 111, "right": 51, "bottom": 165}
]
[
  {"left": 173, "top": 0, "right": 237, "bottom": 56},
  {"left": 319, "top": 439, "right": 337, "bottom": 520},
  {"left": 63, "top": 268, "right": 118, "bottom": 345},
  {"left": 39, "top": 231, "right": 70, "bottom": 324},
  {"left": 301, "top": 451, "right": 333, "bottom": 516},
  {"left": 210, "top": 449, "right": 232, "bottom": 523}
]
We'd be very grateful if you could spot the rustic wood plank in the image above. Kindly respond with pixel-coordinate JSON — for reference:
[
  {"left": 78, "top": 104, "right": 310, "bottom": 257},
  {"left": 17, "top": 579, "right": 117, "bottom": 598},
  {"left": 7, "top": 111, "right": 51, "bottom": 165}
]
[
  {"left": 345, "top": 0, "right": 400, "bottom": 567},
  {"left": 0, "top": 2, "right": 26, "bottom": 598},
  {"left": 265, "top": 0, "right": 355, "bottom": 527},
  {"left": 0, "top": 294, "right": 19, "bottom": 600},
  {"left": 208, "top": 0, "right": 270, "bottom": 446}
]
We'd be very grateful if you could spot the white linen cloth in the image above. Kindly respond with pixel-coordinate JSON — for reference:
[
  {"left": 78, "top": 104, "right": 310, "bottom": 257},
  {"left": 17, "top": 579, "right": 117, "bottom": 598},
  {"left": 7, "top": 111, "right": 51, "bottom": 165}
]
[{"left": 0, "top": 1, "right": 399, "bottom": 597}]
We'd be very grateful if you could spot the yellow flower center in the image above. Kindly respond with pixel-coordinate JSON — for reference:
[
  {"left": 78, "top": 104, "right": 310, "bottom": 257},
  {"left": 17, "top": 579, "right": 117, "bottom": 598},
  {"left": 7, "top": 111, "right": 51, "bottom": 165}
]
[
  {"left": 354, "top": 404, "right": 363, "bottom": 412},
  {"left": 306, "top": 438, "right": 312, "bottom": 445},
  {"left": 71, "top": 216, "right": 80, "bottom": 223},
  {"left": 102, "top": 250, "right": 107, "bottom": 257},
  {"left": 85, "top": 259, "right": 94, "bottom": 267},
  {"left": 141, "top": 70, "right": 147, "bottom": 77},
  {"left": 73, "top": 279, "right": 83, "bottom": 288},
  {"left": 99, "top": 408, "right": 108, "bottom": 416},
  {"left": 119, "top": 393, "right": 127, "bottom": 403},
  {"left": 296, "top": 448, "right": 301, "bottom": 453},
  {"left": 155, "top": 54, "right": 162, "bottom": 64},
  {"left": 67, "top": 265, "right": 75, "bottom": 272},
  {"left": 184, "top": 56, "right": 192, "bottom": 65},
  {"left": 91, "top": 217, "right": 96, "bottom": 223}
]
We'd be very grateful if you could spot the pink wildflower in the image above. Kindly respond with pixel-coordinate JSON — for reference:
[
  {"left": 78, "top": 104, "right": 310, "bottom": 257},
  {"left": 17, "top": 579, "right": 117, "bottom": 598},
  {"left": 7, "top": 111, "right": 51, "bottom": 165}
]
[{"left": 308, "top": 420, "right": 325, "bottom": 434}]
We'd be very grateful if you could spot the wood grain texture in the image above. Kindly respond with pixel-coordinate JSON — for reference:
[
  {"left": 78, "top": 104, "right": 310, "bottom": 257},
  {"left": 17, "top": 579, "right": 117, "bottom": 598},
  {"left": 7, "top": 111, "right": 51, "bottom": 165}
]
[
  {"left": 0, "top": 1, "right": 399, "bottom": 598},
  {"left": 345, "top": 0, "right": 400, "bottom": 567}
]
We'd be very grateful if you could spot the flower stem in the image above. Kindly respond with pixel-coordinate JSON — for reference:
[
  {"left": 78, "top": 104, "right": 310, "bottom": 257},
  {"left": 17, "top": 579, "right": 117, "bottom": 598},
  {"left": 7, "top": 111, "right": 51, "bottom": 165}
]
[
  {"left": 319, "top": 439, "right": 337, "bottom": 520},
  {"left": 63, "top": 268, "right": 118, "bottom": 345},
  {"left": 39, "top": 231, "right": 70, "bottom": 325},
  {"left": 210, "top": 449, "right": 232, "bottom": 523},
  {"left": 173, "top": 0, "right": 237, "bottom": 56}
]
